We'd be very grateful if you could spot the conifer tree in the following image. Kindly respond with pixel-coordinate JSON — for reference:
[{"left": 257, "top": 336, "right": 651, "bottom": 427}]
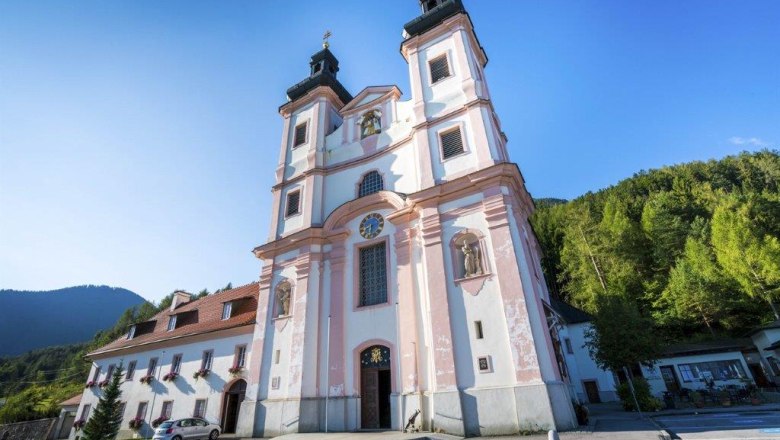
[{"left": 82, "top": 365, "right": 124, "bottom": 440}]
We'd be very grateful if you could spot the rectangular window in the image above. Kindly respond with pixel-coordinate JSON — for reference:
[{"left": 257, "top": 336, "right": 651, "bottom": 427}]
[
  {"left": 286, "top": 190, "right": 301, "bottom": 217},
  {"left": 293, "top": 122, "right": 307, "bottom": 147},
  {"left": 171, "top": 354, "right": 183, "bottom": 374},
  {"left": 92, "top": 366, "right": 101, "bottom": 383},
  {"left": 271, "top": 376, "right": 281, "bottom": 389},
  {"left": 147, "top": 358, "right": 158, "bottom": 377},
  {"left": 677, "top": 359, "right": 747, "bottom": 382},
  {"left": 167, "top": 315, "right": 177, "bottom": 331},
  {"left": 105, "top": 364, "right": 115, "bottom": 381},
  {"left": 193, "top": 399, "right": 207, "bottom": 418},
  {"left": 429, "top": 55, "right": 451, "bottom": 83},
  {"left": 474, "top": 321, "right": 484, "bottom": 339},
  {"left": 127, "top": 325, "right": 136, "bottom": 339},
  {"left": 222, "top": 302, "right": 233, "bottom": 320},
  {"left": 161, "top": 401, "right": 173, "bottom": 418},
  {"left": 80, "top": 404, "right": 91, "bottom": 421},
  {"left": 118, "top": 402, "right": 126, "bottom": 419},
  {"left": 564, "top": 338, "right": 574, "bottom": 355},
  {"left": 274, "top": 350, "right": 281, "bottom": 364},
  {"left": 678, "top": 364, "right": 696, "bottom": 382},
  {"left": 201, "top": 350, "right": 213, "bottom": 371},
  {"left": 440, "top": 128, "right": 464, "bottom": 159},
  {"left": 136, "top": 402, "right": 148, "bottom": 419},
  {"left": 235, "top": 345, "right": 247, "bottom": 368},
  {"left": 358, "top": 242, "right": 388, "bottom": 307},
  {"left": 769, "top": 356, "right": 780, "bottom": 376},
  {"left": 126, "top": 361, "right": 136, "bottom": 380}
]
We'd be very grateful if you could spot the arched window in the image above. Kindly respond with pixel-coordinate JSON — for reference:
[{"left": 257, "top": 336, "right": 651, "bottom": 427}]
[{"left": 358, "top": 171, "right": 384, "bottom": 197}]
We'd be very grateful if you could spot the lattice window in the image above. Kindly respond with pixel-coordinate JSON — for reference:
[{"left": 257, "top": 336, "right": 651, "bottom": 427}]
[
  {"left": 359, "top": 242, "right": 387, "bottom": 307},
  {"left": 429, "top": 55, "right": 451, "bottom": 83},
  {"left": 293, "top": 122, "right": 307, "bottom": 147},
  {"left": 286, "top": 190, "right": 300, "bottom": 217},
  {"left": 358, "top": 171, "right": 384, "bottom": 197},
  {"left": 441, "top": 128, "right": 464, "bottom": 159}
]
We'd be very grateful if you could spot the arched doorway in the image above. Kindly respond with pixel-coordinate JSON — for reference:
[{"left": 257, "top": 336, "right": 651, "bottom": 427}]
[
  {"left": 221, "top": 379, "right": 246, "bottom": 433},
  {"left": 360, "top": 345, "right": 391, "bottom": 429}
]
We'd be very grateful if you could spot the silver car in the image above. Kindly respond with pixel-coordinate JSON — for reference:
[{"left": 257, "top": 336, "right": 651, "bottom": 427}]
[{"left": 152, "top": 418, "right": 221, "bottom": 440}]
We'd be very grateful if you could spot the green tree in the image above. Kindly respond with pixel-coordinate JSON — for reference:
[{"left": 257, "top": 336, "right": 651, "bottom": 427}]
[
  {"left": 656, "top": 222, "right": 738, "bottom": 335},
  {"left": 82, "top": 365, "right": 124, "bottom": 440},
  {"left": 584, "top": 295, "right": 659, "bottom": 372},
  {"left": 711, "top": 195, "right": 780, "bottom": 319}
]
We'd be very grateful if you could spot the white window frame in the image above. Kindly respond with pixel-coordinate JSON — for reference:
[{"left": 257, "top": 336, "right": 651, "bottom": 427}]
[
  {"left": 167, "top": 315, "right": 177, "bottom": 331},
  {"left": 222, "top": 302, "right": 232, "bottom": 320},
  {"left": 235, "top": 345, "right": 247, "bottom": 368},
  {"left": 171, "top": 354, "right": 183, "bottom": 374},
  {"left": 201, "top": 350, "right": 213, "bottom": 371},
  {"left": 193, "top": 399, "right": 207, "bottom": 418},
  {"left": 126, "top": 361, "right": 136, "bottom": 380},
  {"left": 147, "top": 357, "right": 158, "bottom": 377}
]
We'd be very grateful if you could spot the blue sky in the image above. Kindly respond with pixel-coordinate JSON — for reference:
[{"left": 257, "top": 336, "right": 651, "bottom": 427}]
[{"left": 1, "top": 0, "right": 778, "bottom": 301}]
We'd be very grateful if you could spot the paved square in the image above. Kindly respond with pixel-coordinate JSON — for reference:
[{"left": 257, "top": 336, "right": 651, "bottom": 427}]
[{"left": 655, "top": 411, "right": 780, "bottom": 439}]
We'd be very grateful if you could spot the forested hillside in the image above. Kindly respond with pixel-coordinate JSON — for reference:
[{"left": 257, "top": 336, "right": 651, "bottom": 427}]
[
  {"left": 0, "top": 285, "right": 147, "bottom": 356},
  {"left": 532, "top": 150, "right": 780, "bottom": 342}
]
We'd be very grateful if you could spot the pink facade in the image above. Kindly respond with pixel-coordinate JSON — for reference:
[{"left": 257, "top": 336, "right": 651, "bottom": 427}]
[{"left": 237, "top": 1, "right": 578, "bottom": 436}]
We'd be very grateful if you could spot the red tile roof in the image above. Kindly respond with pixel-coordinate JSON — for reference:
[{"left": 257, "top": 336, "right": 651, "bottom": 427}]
[
  {"left": 88, "top": 282, "right": 259, "bottom": 357},
  {"left": 60, "top": 393, "right": 82, "bottom": 407}
]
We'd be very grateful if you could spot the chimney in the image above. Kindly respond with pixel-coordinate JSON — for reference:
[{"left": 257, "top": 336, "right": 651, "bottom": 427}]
[{"left": 170, "top": 290, "right": 193, "bottom": 311}]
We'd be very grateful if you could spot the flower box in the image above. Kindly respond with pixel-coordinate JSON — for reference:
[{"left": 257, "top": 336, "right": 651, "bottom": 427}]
[
  {"left": 139, "top": 375, "right": 154, "bottom": 385},
  {"left": 73, "top": 420, "right": 86, "bottom": 431},
  {"left": 128, "top": 417, "right": 144, "bottom": 431},
  {"left": 84, "top": 381, "right": 96, "bottom": 389},
  {"left": 192, "top": 368, "right": 210, "bottom": 379},
  {"left": 98, "top": 380, "right": 110, "bottom": 388},
  {"left": 162, "top": 372, "right": 179, "bottom": 382},
  {"left": 152, "top": 416, "right": 169, "bottom": 428},
  {"left": 228, "top": 365, "right": 244, "bottom": 375}
]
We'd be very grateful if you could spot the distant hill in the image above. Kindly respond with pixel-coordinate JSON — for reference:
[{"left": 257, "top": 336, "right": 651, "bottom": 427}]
[{"left": 0, "top": 285, "right": 147, "bottom": 357}]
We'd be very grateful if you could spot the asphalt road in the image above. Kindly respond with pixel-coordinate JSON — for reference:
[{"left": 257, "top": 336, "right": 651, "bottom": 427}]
[{"left": 655, "top": 410, "right": 780, "bottom": 439}]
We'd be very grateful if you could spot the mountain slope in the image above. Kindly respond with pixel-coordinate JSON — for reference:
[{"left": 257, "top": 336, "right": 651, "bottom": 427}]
[{"left": 0, "top": 285, "right": 147, "bottom": 357}]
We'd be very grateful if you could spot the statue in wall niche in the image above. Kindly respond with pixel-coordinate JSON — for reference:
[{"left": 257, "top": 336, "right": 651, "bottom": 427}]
[
  {"left": 461, "top": 242, "right": 482, "bottom": 277},
  {"left": 359, "top": 110, "right": 382, "bottom": 139},
  {"left": 277, "top": 284, "right": 291, "bottom": 316}
]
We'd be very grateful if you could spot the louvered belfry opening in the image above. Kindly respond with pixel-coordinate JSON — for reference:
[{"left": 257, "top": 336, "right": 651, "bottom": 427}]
[
  {"left": 286, "top": 191, "right": 300, "bottom": 216},
  {"left": 359, "top": 171, "right": 384, "bottom": 197},
  {"left": 441, "top": 128, "right": 464, "bottom": 159},
  {"left": 293, "top": 122, "right": 307, "bottom": 147},
  {"left": 429, "top": 55, "right": 450, "bottom": 83},
  {"left": 358, "top": 242, "right": 387, "bottom": 306}
]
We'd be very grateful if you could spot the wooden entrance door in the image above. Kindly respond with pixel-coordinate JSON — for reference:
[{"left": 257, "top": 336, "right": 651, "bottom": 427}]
[
  {"left": 361, "top": 369, "right": 380, "bottom": 429},
  {"left": 659, "top": 366, "right": 680, "bottom": 393},
  {"left": 221, "top": 379, "right": 246, "bottom": 433},
  {"left": 360, "top": 345, "right": 391, "bottom": 429},
  {"left": 583, "top": 380, "right": 601, "bottom": 403}
]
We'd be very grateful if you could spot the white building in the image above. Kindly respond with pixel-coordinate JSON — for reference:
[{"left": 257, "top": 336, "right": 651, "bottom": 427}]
[
  {"left": 71, "top": 284, "right": 258, "bottom": 439},
  {"left": 237, "top": 0, "right": 578, "bottom": 436}
]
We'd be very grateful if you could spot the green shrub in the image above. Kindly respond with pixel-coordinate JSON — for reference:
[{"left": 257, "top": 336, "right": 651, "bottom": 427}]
[{"left": 616, "top": 377, "right": 663, "bottom": 412}]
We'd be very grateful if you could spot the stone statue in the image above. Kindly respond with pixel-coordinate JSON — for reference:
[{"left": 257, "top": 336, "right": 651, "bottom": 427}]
[
  {"left": 277, "top": 284, "right": 291, "bottom": 316},
  {"left": 359, "top": 110, "right": 381, "bottom": 138},
  {"left": 462, "top": 242, "right": 482, "bottom": 277}
]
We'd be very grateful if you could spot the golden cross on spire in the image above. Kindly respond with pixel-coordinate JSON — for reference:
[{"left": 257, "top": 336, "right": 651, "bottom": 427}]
[{"left": 323, "top": 30, "right": 332, "bottom": 49}]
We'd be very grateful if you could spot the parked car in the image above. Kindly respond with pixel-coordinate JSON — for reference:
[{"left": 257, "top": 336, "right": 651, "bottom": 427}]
[{"left": 152, "top": 418, "right": 221, "bottom": 440}]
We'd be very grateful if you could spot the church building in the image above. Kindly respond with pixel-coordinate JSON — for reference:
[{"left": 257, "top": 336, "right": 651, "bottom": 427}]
[
  {"left": 69, "top": 1, "right": 582, "bottom": 438},
  {"left": 238, "top": 0, "right": 578, "bottom": 436}
]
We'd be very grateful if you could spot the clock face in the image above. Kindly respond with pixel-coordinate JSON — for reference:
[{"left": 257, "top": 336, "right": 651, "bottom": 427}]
[{"left": 359, "top": 213, "right": 384, "bottom": 239}]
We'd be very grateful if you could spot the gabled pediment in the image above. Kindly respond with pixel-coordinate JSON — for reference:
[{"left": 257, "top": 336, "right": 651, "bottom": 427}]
[{"left": 341, "top": 85, "right": 402, "bottom": 115}]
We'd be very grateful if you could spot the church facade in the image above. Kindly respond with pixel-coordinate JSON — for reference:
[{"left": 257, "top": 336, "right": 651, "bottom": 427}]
[{"left": 237, "top": 0, "right": 578, "bottom": 436}]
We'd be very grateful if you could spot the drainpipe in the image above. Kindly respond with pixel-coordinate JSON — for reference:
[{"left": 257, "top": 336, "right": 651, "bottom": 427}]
[{"left": 324, "top": 315, "right": 331, "bottom": 433}]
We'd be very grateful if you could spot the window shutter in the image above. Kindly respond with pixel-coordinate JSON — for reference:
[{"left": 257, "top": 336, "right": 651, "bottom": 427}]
[
  {"left": 441, "top": 128, "right": 464, "bottom": 159},
  {"left": 430, "top": 56, "right": 450, "bottom": 83},
  {"left": 286, "top": 191, "right": 300, "bottom": 216},
  {"left": 293, "top": 123, "right": 307, "bottom": 147}
]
